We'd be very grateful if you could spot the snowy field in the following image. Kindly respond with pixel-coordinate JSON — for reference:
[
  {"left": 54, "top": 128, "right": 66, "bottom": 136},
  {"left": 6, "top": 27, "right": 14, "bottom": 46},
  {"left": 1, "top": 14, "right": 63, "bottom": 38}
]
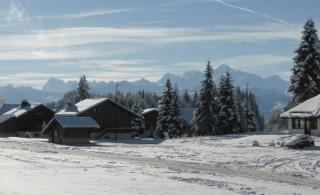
[{"left": 0, "top": 133, "right": 320, "bottom": 194}]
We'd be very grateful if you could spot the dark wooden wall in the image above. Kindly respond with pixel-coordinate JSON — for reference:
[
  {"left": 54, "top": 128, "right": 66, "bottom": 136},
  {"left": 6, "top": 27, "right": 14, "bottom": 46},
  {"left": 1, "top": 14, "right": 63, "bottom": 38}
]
[
  {"left": 143, "top": 111, "right": 158, "bottom": 131},
  {"left": 16, "top": 105, "right": 54, "bottom": 132},
  {"left": 0, "top": 118, "right": 17, "bottom": 134},
  {"left": 79, "top": 100, "right": 137, "bottom": 131}
]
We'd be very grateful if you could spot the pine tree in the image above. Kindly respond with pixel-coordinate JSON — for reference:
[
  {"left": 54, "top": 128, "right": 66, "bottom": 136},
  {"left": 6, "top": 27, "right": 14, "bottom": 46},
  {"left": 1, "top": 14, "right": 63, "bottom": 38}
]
[
  {"left": 131, "top": 98, "right": 145, "bottom": 131},
  {"left": 235, "top": 87, "right": 247, "bottom": 132},
  {"left": 217, "top": 71, "right": 239, "bottom": 134},
  {"left": 289, "top": 18, "right": 320, "bottom": 103},
  {"left": 182, "top": 89, "right": 191, "bottom": 107},
  {"left": 171, "top": 84, "right": 183, "bottom": 137},
  {"left": 193, "top": 61, "right": 219, "bottom": 135},
  {"left": 192, "top": 91, "right": 198, "bottom": 107},
  {"left": 247, "top": 92, "right": 264, "bottom": 131},
  {"left": 75, "top": 75, "right": 90, "bottom": 103},
  {"left": 156, "top": 79, "right": 174, "bottom": 138}
]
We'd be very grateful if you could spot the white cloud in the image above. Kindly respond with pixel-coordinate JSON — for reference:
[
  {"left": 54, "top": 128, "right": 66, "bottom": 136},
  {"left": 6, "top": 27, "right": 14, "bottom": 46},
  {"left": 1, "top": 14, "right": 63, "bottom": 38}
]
[
  {"left": 4, "top": 1, "right": 30, "bottom": 23},
  {"left": 0, "top": 24, "right": 300, "bottom": 60},
  {"left": 39, "top": 9, "right": 132, "bottom": 20}
]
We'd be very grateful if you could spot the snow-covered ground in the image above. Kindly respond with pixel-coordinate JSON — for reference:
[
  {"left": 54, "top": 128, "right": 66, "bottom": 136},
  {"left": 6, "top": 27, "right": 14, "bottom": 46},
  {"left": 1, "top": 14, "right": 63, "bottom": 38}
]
[{"left": 0, "top": 133, "right": 319, "bottom": 194}]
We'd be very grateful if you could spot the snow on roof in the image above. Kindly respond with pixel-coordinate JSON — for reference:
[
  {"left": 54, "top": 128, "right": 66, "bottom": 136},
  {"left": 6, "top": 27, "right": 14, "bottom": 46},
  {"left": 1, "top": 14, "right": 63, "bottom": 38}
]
[
  {"left": 57, "top": 98, "right": 107, "bottom": 116},
  {"left": 42, "top": 116, "right": 100, "bottom": 134},
  {"left": 280, "top": 94, "right": 320, "bottom": 118},
  {"left": 0, "top": 104, "right": 19, "bottom": 116},
  {"left": 142, "top": 108, "right": 158, "bottom": 115},
  {"left": 55, "top": 116, "right": 100, "bottom": 129},
  {"left": 0, "top": 104, "right": 41, "bottom": 124},
  {"left": 57, "top": 98, "right": 141, "bottom": 118}
]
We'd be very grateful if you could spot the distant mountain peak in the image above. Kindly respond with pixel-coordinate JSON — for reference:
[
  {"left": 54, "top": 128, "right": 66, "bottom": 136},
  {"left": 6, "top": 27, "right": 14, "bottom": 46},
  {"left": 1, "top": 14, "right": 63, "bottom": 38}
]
[
  {"left": 215, "top": 64, "right": 233, "bottom": 72},
  {"left": 42, "top": 78, "right": 69, "bottom": 93}
]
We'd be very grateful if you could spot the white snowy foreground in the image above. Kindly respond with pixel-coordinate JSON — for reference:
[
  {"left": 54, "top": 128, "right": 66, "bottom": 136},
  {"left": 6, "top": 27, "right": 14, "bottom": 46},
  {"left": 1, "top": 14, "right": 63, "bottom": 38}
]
[{"left": 0, "top": 133, "right": 320, "bottom": 194}]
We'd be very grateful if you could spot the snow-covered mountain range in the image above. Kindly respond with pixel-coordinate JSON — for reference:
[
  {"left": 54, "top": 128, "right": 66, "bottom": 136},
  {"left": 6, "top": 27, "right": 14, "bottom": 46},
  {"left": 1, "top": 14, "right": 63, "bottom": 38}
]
[{"left": 0, "top": 65, "right": 290, "bottom": 119}]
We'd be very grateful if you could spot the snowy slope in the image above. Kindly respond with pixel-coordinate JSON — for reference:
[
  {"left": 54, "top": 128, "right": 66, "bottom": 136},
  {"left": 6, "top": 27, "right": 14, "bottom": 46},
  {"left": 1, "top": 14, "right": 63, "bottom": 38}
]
[{"left": 0, "top": 134, "right": 319, "bottom": 194}]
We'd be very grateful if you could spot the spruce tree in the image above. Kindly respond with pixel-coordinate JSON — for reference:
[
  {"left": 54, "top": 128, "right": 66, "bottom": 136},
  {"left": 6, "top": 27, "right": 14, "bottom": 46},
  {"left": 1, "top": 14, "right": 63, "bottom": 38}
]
[
  {"left": 183, "top": 89, "right": 191, "bottom": 107},
  {"left": 193, "top": 61, "right": 218, "bottom": 135},
  {"left": 192, "top": 91, "right": 198, "bottom": 107},
  {"left": 156, "top": 79, "right": 174, "bottom": 138},
  {"left": 131, "top": 98, "right": 145, "bottom": 132},
  {"left": 171, "top": 84, "right": 183, "bottom": 137},
  {"left": 217, "top": 71, "right": 239, "bottom": 134},
  {"left": 75, "top": 75, "right": 90, "bottom": 103},
  {"left": 289, "top": 18, "right": 320, "bottom": 103},
  {"left": 235, "top": 87, "right": 247, "bottom": 132}
]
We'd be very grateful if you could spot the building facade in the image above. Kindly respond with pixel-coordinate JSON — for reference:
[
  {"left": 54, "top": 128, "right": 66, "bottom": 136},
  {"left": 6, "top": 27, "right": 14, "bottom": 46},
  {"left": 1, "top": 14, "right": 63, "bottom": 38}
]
[
  {"left": 0, "top": 100, "right": 54, "bottom": 137},
  {"left": 56, "top": 98, "right": 143, "bottom": 139},
  {"left": 280, "top": 94, "right": 320, "bottom": 136}
]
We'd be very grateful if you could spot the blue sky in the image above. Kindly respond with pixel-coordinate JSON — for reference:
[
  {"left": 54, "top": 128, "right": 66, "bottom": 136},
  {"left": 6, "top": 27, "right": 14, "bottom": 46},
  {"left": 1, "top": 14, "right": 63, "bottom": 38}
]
[{"left": 0, "top": 0, "right": 318, "bottom": 88}]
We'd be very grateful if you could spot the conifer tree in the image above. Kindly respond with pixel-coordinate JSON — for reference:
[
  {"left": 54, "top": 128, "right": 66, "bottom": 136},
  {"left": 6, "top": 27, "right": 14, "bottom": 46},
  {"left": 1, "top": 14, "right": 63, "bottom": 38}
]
[
  {"left": 182, "top": 89, "right": 191, "bottom": 107},
  {"left": 156, "top": 79, "right": 174, "bottom": 138},
  {"left": 289, "top": 18, "right": 320, "bottom": 103},
  {"left": 192, "top": 91, "right": 198, "bottom": 107},
  {"left": 217, "top": 71, "right": 239, "bottom": 134},
  {"left": 192, "top": 61, "right": 218, "bottom": 135},
  {"left": 131, "top": 98, "right": 145, "bottom": 131},
  {"left": 171, "top": 84, "right": 183, "bottom": 137},
  {"left": 75, "top": 75, "right": 90, "bottom": 103},
  {"left": 235, "top": 87, "right": 247, "bottom": 132}
]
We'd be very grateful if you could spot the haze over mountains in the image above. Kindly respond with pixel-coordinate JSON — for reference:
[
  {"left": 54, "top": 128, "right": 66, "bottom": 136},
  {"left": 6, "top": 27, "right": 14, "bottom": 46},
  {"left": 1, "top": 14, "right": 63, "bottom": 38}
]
[{"left": 0, "top": 64, "right": 290, "bottom": 119}]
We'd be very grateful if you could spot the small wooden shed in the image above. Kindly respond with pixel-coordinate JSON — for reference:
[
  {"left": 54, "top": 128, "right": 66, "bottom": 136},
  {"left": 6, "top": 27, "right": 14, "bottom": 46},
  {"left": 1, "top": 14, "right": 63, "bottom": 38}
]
[{"left": 42, "top": 116, "right": 100, "bottom": 144}]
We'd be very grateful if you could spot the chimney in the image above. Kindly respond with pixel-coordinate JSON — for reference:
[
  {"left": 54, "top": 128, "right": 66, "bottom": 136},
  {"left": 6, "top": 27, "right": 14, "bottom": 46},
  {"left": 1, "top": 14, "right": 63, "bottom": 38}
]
[{"left": 21, "top": 100, "right": 31, "bottom": 109}]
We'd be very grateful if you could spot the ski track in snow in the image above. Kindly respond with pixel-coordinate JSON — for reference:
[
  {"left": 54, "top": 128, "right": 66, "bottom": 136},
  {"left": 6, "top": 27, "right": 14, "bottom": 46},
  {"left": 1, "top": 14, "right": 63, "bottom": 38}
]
[{"left": 0, "top": 134, "right": 319, "bottom": 194}]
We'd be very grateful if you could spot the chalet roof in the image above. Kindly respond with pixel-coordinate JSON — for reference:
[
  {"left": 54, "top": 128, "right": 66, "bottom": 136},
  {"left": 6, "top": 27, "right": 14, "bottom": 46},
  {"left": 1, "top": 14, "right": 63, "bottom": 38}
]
[
  {"left": 42, "top": 116, "right": 100, "bottom": 134},
  {"left": 57, "top": 98, "right": 141, "bottom": 118},
  {"left": 142, "top": 108, "right": 158, "bottom": 115},
  {"left": 0, "top": 104, "right": 42, "bottom": 124},
  {"left": 56, "top": 116, "right": 99, "bottom": 128},
  {"left": 280, "top": 94, "right": 320, "bottom": 118},
  {"left": 43, "top": 116, "right": 100, "bottom": 133}
]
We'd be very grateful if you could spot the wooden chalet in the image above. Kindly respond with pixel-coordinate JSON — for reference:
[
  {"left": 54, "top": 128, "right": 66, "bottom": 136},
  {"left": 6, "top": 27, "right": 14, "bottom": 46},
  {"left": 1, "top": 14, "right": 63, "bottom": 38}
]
[
  {"left": 56, "top": 98, "right": 143, "bottom": 139},
  {"left": 42, "top": 116, "right": 100, "bottom": 144},
  {"left": 0, "top": 100, "right": 54, "bottom": 137}
]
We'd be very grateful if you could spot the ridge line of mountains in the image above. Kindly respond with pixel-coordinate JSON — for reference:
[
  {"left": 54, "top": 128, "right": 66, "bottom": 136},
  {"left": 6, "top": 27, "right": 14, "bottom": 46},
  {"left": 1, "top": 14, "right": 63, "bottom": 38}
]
[{"left": 0, "top": 64, "right": 291, "bottom": 119}]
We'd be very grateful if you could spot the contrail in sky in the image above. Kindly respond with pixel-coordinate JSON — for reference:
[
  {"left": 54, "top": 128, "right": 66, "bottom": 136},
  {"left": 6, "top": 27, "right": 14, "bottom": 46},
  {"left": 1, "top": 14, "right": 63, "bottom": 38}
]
[{"left": 215, "top": 0, "right": 289, "bottom": 24}]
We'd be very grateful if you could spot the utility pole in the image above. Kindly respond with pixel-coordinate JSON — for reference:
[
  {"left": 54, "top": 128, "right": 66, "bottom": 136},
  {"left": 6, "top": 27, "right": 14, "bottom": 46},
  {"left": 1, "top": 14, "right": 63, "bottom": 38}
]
[
  {"left": 246, "top": 82, "right": 249, "bottom": 132},
  {"left": 114, "top": 82, "right": 119, "bottom": 142}
]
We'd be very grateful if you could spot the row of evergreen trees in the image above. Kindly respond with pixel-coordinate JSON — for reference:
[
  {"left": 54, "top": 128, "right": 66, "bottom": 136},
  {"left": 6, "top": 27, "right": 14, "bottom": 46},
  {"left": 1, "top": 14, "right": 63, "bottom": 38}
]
[
  {"left": 48, "top": 63, "right": 264, "bottom": 138},
  {"left": 156, "top": 62, "right": 264, "bottom": 138}
]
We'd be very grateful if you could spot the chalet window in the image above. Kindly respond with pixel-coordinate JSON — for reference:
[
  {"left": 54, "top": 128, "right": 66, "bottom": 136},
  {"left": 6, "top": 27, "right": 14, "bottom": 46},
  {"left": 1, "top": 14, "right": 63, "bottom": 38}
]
[
  {"left": 292, "top": 118, "right": 301, "bottom": 129},
  {"left": 310, "top": 118, "right": 317, "bottom": 129},
  {"left": 93, "top": 108, "right": 97, "bottom": 113},
  {"left": 300, "top": 119, "right": 305, "bottom": 129}
]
